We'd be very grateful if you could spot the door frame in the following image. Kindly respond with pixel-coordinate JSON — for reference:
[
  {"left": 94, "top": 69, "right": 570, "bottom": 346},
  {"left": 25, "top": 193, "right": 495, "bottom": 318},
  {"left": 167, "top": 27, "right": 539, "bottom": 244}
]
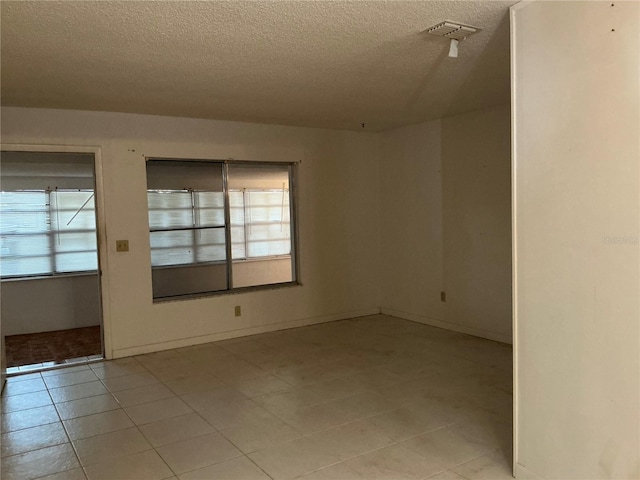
[{"left": 0, "top": 144, "right": 113, "bottom": 360}]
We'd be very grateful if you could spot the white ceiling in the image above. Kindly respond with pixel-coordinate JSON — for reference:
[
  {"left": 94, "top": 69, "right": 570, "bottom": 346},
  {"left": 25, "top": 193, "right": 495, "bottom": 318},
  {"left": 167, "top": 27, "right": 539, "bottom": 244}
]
[{"left": 1, "top": 1, "right": 516, "bottom": 131}]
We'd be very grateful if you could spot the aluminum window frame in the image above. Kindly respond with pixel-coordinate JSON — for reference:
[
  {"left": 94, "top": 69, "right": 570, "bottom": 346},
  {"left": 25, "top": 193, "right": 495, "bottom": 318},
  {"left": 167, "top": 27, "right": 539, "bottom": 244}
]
[{"left": 146, "top": 158, "right": 300, "bottom": 301}]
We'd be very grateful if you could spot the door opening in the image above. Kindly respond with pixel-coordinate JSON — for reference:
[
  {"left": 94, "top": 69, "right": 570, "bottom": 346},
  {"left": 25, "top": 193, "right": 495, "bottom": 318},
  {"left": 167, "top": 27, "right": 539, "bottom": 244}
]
[{"left": 0, "top": 150, "right": 105, "bottom": 374}]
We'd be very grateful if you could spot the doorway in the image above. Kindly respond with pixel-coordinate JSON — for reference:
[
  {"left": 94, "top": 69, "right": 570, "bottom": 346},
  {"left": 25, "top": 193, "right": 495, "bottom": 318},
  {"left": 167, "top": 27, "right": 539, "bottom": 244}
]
[{"left": 1, "top": 148, "right": 108, "bottom": 373}]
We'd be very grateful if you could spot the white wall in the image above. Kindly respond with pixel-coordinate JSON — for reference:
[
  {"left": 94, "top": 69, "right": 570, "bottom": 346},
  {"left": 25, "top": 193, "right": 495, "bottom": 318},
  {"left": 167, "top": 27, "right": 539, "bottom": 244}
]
[
  {"left": 380, "top": 104, "right": 512, "bottom": 343},
  {"left": 513, "top": 2, "right": 639, "bottom": 479},
  {"left": 1, "top": 275, "right": 101, "bottom": 336},
  {"left": 1, "top": 108, "right": 381, "bottom": 358}
]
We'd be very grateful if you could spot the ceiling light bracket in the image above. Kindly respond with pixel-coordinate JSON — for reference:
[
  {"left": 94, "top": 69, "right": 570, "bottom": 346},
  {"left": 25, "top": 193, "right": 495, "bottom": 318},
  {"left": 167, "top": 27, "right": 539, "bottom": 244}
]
[
  {"left": 425, "top": 21, "right": 481, "bottom": 58},
  {"left": 425, "top": 21, "right": 481, "bottom": 41}
]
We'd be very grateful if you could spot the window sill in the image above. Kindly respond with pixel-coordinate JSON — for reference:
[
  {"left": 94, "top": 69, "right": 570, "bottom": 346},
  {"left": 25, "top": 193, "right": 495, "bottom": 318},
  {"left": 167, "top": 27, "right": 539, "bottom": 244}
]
[
  {"left": 1, "top": 271, "right": 99, "bottom": 283},
  {"left": 152, "top": 280, "right": 301, "bottom": 304}
]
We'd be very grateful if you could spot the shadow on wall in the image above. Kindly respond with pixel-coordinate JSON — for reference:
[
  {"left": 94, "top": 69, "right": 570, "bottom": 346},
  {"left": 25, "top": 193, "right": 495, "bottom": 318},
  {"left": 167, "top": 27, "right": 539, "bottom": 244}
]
[
  {"left": 1, "top": 274, "right": 101, "bottom": 336},
  {"left": 441, "top": 103, "right": 512, "bottom": 340},
  {"left": 445, "top": 12, "right": 511, "bottom": 117}
]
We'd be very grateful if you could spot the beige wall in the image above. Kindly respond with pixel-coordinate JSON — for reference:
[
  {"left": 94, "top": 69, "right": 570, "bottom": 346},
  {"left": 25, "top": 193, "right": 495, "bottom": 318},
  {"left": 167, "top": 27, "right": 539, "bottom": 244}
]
[
  {"left": 1, "top": 275, "right": 101, "bottom": 336},
  {"left": 380, "top": 104, "right": 512, "bottom": 343},
  {"left": 1, "top": 104, "right": 513, "bottom": 358},
  {"left": 1, "top": 107, "right": 381, "bottom": 358},
  {"left": 513, "top": 1, "right": 639, "bottom": 478}
]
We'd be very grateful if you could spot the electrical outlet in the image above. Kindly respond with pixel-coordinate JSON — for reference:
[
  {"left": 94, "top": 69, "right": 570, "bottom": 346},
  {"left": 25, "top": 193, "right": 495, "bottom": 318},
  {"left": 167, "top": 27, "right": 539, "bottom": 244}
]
[
  {"left": 440, "top": 291, "right": 446, "bottom": 302},
  {"left": 234, "top": 305, "right": 241, "bottom": 317},
  {"left": 116, "top": 240, "right": 129, "bottom": 252}
]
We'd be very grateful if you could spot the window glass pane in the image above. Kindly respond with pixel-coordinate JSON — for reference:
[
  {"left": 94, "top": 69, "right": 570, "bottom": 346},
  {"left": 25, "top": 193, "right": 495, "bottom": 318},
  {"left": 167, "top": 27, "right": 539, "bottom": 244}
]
[
  {"left": 54, "top": 191, "right": 96, "bottom": 230},
  {"left": 194, "top": 228, "right": 227, "bottom": 263},
  {"left": 150, "top": 230, "right": 196, "bottom": 266},
  {"left": 227, "top": 164, "right": 294, "bottom": 289},
  {"left": 0, "top": 191, "right": 49, "bottom": 234},
  {"left": 194, "top": 191, "right": 225, "bottom": 227},
  {"left": 146, "top": 160, "right": 228, "bottom": 299},
  {"left": 148, "top": 191, "right": 193, "bottom": 229},
  {"left": 0, "top": 153, "right": 98, "bottom": 278},
  {"left": 0, "top": 192, "right": 52, "bottom": 277},
  {"left": 57, "top": 252, "right": 98, "bottom": 273},
  {"left": 229, "top": 191, "right": 246, "bottom": 259},
  {"left": 51, "top": 192, "right": 98, "bottom": 272}
]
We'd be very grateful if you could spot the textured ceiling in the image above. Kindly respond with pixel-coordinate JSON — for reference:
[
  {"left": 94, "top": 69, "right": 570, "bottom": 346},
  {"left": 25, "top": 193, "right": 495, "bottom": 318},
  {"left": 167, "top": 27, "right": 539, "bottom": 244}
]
[{"left": 1, "top": 1, "right": 516, "bottom": 131}]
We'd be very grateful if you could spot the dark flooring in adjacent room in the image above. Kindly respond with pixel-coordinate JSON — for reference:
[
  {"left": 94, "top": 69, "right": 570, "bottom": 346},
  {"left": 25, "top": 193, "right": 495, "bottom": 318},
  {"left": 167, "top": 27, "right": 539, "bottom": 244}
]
[
  {"left": 4, "top": 326, "right": 102, "bottom": 368},
  {"left": 1, "top": 315, "right": 512, "bottom": 480}
]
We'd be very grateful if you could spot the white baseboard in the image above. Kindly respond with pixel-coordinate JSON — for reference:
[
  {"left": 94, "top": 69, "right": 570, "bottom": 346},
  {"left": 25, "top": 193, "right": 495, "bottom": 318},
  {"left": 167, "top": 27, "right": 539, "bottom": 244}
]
[
  {"left": 514, "top": 463, "right": 544, "bottom": 480},
  {"left": 112, "top": 307, "right": 380, "bottom": 358},
  {"left": 381, "top": 307, "right": 512, "bottom": 344}
]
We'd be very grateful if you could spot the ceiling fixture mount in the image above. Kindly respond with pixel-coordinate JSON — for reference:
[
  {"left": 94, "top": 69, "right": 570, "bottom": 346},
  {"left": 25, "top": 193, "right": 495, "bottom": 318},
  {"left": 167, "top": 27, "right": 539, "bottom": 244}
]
[{"left": 425, "top": 21, "right": 481, "bottom": 58}]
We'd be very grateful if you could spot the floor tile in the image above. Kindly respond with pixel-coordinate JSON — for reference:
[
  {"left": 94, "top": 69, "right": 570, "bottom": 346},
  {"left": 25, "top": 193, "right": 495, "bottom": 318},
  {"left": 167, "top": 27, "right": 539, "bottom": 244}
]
[
  {"left": 111, "top": 382, "right": 177, "bottom": 407},
  {"left": 125, "top": 396, "right": 193, "bottom": 425},
  {"left": 248, "top": 435, "right": 341, "bottom": 480},
  {"left": 297, "top": 462, "right": 365, "bottom": 480},
  {"left": 402, "top": 426, "right": 495, "bottom": 470},
  {"left": 163, "top": 372, "right": 225, "bottom": 396},
  {"left": 180, "top": 386, "right": 248, "bottom": 412},
  {"left": 220, "top": 408, "right": 302, "bottom": 453},
  {"left": 1, "top": 405, "right": 60, "bottom": 433},
  {"left": 1, "top": 390, "right": 52, "bottom": 414},
  {"left": 273, "top": 400, "right": 352, "bottom": 435},
  {"left": 449, "top": 410, "right": 512, "bottom": 454},
  {"left": 307, "top": 420, "right": 393, "bottom": 462},
  {"left": 2, "top": 378, "right": 47, "bottom": 397},
  {"left": 427, "top": 470, "right": 469, "bottom": 479},
  {"left": 227, "top": 374, "right": 292, "bottom": 398},
  {"left": 5, "top": 326, "right": 101, "bottom": 368},
  {"left": 55, "top": 393, "right": 121, "bottom": 421},
  {"left": 63, "top": 409, "right": 133, "bottom": 440},
  {"left": 4, "top": 372, "right": 42, "bottom": 383},
  {"left": 271, "top": 363, "right": 336, "bottom": 386},
  {"left": 90, "top": 358, "right": 147, "bottom": 379},
  {"left": 452, "top": 450, "right": 513, "bottom": 479},
  {"left": 343, "top": 443, "right": 445, "bottom": 479},
  {"left": 43, "top": 369, "right": 99, "bottom": 389},
  {"left": 344, "top": 367, "right": 405, "bottom": 390},
  {"left": 101, "top": 371, "right": 159, "bottom": 392},
  {"left": 209, "top": 360, "right": 269, "bottom": 382},
  {"left": 304, "top": 376, "right": 368, "bottom": 402},
  {"left": 73, "top": 426, "right": 152, "bottom": 466},
  {"left": 178, "top": 456, "right": 271, "bottom": 480},
  {"left": 0, "top": 316, "right": 513, "bottom": 480},
  {"left": 329, "top": 391, "right": 397, "bottom": 421},
  {"left": 0, "top": 443, "right": 80, "bottom": 480},
  {"left": 1, "top": 422, "right": 68, "bottom": 457},
  {"left": 41, "top": 365, "right": 91, "bottom": 377},
  {"left": 253, "top": 386, "right": 327, "bottom": 414},
  {"left": 84, "top": 449, "right": 173, "bottom": 480},
  {"left": 156, "top": 431, "right": 242, "bottom": 474},
  {"left": 197, "top": 397, "right": 266, "bottom": 431},
  {"left": 139, "top": 412, "right": 215, "bottom": 447},
  {"left": 36, "top": 467, "right": 88, "bottom": 480},
  {"left": 49, "top": 381, "right": 108, "bottom": 403},
  {"left": 363, "top": 405, "right": 449, "bottom": 442}
]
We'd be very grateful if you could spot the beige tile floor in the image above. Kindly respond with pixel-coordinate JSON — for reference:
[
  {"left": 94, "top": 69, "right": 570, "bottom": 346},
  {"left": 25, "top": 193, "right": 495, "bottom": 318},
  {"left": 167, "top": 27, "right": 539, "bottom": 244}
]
[{"left": 1, "top": 315, "right": 513, "bottom": 480}]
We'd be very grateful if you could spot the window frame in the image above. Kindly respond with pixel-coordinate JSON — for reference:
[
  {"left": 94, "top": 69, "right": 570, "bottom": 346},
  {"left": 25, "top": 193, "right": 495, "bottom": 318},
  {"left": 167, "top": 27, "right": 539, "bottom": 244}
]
[{"left": 146, "top": 158, "right": 300, "bottom": 301}]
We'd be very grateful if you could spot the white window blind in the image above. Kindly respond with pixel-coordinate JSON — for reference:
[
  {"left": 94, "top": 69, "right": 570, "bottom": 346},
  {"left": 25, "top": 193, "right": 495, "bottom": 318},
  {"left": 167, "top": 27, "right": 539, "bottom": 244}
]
[
  {"left": 230, "top": 190, "right": 291, "bottom": 259},
  {"left": 0, "top": 190, "right": 97, "bottom": 278},
  {"left": 147, "top": 190, "right": 226, "bottom": 267}
]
